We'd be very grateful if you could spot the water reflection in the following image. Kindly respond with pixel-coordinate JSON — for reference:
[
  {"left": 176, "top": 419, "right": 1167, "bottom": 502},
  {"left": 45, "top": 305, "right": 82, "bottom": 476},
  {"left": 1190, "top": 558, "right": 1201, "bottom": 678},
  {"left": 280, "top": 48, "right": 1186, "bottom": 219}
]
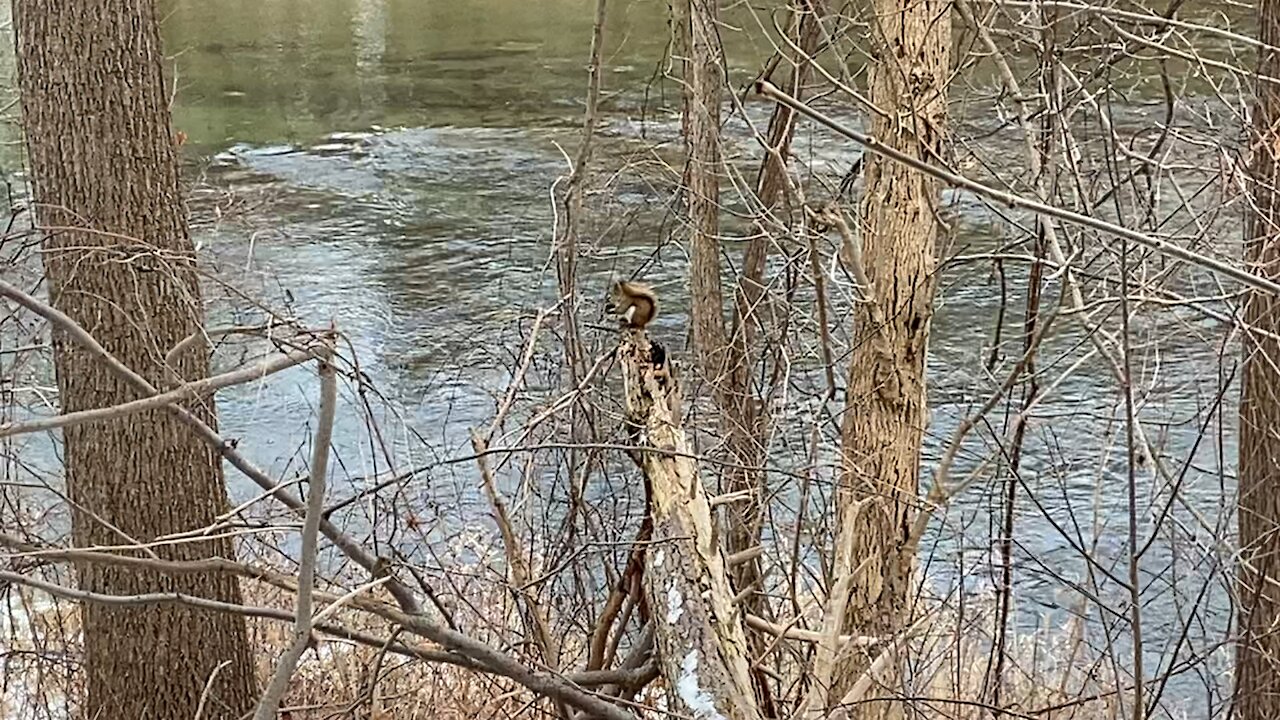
[
  {"left": 351, "top": 0, "right": 388, "bottom": 110},
  {"left": 163, "top": 0, "right": 673, "bottom": 146}
]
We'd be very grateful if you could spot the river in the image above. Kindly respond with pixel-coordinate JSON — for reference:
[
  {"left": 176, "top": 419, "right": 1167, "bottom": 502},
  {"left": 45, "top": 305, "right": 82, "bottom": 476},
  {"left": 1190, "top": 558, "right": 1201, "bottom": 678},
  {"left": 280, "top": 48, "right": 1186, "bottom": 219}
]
[{"left": 0, "top": 1, "right": 1257, "bottom": 716}]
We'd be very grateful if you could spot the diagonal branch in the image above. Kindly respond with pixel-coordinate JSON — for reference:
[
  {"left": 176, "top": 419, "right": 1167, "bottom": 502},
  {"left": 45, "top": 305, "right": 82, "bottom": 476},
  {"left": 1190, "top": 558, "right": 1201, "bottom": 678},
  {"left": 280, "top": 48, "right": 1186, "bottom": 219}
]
[
  {"left": 754, "top": 80, "right": 1280, "bottom": 296},
  {"left": 0, "top": 278, "right": 422, "bottom": 615},
  {"left": 0, "top": 343, "right": 327, "bottom": 438},
  {"left": 1, "top": 536, "right": 638, "bottom": 720},
  {"left": 469, "top": 310, "right": 572, "bottom": 719}
]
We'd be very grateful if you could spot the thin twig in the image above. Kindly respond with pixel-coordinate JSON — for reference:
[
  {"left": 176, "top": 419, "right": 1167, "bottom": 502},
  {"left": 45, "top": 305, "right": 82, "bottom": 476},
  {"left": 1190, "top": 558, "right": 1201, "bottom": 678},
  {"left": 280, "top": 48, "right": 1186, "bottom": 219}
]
[
  {"left": 470, "top": 310, "right": 571, "bottom": 720},
  {"left": 192, "top": 660, "right": 232, "bottom": 720}
]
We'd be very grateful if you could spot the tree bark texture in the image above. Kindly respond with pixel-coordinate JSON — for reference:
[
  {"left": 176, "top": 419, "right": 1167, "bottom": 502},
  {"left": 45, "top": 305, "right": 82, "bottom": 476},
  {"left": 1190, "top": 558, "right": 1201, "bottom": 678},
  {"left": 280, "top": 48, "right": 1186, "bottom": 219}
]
[
  {"left": 817, "top": 0, "right": 950, "bottom": 715},
  {"left": 618, "top": 331, "right": 761, "bottom": 720},
  {"left": 1238, "top": 0, "right": 1280, "bottom": 715},
  {"left": 677, "top": 0, "right": 727, "bottom": 376},
  {"left": 676, "top": 0, "right": 753, "bottom": 555},
  {"left": 13, "top": 2, "right": 257, "bottom": 718}
]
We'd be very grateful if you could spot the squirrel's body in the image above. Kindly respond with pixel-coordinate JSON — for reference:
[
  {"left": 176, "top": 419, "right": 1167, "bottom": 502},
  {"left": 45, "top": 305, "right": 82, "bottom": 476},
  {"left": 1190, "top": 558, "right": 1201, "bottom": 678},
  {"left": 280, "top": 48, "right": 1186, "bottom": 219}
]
[{"left": 608, "top": 280, "right": 658, "bottom": 329}]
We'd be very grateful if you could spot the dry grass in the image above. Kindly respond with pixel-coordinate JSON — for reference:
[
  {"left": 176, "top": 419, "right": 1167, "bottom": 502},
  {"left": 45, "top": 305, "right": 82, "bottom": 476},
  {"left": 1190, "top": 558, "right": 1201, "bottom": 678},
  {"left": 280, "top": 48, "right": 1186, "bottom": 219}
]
[
  {"left": 2, "top": 576, "right": 1126, "bottom": 720},
  {"left": 244, "top": 583, "right": 528, "bottom": 720},
  {"left": 1, "top": 581, "right": 81, "bottom": 720},
  {"left": 907, "top": 605, "right": 1123, "bottom": 720}
]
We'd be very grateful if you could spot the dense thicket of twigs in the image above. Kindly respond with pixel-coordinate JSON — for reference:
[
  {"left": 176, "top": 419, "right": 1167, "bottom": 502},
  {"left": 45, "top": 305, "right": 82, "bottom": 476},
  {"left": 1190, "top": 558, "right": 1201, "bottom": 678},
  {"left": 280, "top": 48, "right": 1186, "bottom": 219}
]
[{"left": 0, "top": 1, "right": 1269, "bottom": 718}]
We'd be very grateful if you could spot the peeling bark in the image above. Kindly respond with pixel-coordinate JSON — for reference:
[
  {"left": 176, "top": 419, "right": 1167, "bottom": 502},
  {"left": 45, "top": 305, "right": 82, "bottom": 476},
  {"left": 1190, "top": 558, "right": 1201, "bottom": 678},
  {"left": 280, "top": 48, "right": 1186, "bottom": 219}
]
[{"left": 618, "top": 332, "right": 761, "bottom": 720}]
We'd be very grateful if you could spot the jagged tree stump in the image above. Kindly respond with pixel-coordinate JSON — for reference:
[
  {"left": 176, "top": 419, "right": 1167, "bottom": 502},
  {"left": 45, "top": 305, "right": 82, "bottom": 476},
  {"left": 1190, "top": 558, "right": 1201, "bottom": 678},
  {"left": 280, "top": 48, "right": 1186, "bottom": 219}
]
[{"left": 617, "top": 331, "right": 761, "bottom": 720}]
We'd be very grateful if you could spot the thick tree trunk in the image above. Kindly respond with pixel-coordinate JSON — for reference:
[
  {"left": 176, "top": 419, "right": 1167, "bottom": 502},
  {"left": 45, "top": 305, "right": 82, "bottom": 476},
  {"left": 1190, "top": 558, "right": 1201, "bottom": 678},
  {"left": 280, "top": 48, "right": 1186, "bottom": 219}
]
[
  {"left": 1237, "top": 1, "right": 1280, "bottom": 715},
  {"left": 809, "top": 1, "right": 950, "bottom": 717},
  {"left": 13, "top": 2, "right": 257, "bottom": 718}
]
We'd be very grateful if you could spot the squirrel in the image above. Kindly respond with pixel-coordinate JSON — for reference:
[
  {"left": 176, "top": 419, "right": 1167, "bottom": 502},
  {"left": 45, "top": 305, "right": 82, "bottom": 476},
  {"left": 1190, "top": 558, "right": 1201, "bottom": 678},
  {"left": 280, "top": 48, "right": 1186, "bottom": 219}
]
[{"left": 606, "top": 280, "right": 658, "bottom": 329}]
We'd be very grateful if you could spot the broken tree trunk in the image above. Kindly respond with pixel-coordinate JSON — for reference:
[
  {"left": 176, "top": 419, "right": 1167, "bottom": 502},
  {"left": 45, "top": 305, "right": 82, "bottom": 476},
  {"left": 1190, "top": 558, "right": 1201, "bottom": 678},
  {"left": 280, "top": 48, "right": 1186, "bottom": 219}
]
[{"left": 617, "top": 331, "right": 762, "bottom": 720}]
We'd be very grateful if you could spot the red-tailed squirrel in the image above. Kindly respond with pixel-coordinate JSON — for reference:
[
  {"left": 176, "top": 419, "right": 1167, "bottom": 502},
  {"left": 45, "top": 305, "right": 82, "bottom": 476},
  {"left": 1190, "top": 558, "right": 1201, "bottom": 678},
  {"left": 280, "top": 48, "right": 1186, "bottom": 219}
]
[{"left": 607, "top": 280, "right": 657, "bottom": 329}]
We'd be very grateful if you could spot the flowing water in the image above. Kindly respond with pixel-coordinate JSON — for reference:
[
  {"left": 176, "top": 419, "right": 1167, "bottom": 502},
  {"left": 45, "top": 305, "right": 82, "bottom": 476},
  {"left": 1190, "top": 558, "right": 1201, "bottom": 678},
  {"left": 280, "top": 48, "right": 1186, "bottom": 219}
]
[{"left": 0, "top": 1, "right": 1262, "bottom": 714}]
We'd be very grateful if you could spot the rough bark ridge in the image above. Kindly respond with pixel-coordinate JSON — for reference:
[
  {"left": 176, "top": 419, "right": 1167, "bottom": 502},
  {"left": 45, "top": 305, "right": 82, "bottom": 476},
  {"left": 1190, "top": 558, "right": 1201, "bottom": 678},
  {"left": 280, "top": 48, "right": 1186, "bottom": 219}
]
[
  {"left": 618, "top": 332, "right": 761, "bottom": 720},
  {"left": 1238, "top": 0, "right": 1280, "bottom": 714},
  {"left": 13, "top": 2, "right": 257, "bottom": 718},
  {"left": 677, "top": 0, "right": 727, "bottom": 374},
  {"left": 817, "top": 0, "right": 950, "bottom": 715}
]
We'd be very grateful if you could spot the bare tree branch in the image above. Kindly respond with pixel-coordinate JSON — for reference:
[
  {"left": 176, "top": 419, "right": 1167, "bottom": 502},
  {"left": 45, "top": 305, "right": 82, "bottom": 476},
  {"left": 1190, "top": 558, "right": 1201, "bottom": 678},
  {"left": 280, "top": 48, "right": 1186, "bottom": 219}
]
[
  {"left": 253, "top": 358, "right": 336, "bottom": 720},
  {"left": 0, "top": 278, "right": 422, "bottom": 614},
  {"left": 755, "top": 80, "right": 1280, "bottom": 296},
  {"left": 0, "top": 343, "right": 327, "bottom": 439}
]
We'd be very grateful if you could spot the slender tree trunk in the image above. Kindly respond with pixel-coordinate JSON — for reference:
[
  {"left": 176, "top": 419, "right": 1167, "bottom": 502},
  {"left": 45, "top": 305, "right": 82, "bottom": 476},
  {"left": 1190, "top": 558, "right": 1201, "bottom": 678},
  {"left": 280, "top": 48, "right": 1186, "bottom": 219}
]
[
  {"left": 556, "top": 0, "right": 608, "bottom": 383},
  {"left": 750, "top": 0, "right": 826, "bottom": 222},
  {"left": 817, "top": 0, "right": 950, "bottom": 715},
  {"left": 723, "top": 4, "right": 828, "bottom": 713},
  {"left": 674, "top": 3, "right": 777, "bottom": 707},
  {"left": 13, "top": 2, "right": 257, "bottom": 718},
  {"left": 1237, "top": 0, "right": 1280, "bottom": 715}
]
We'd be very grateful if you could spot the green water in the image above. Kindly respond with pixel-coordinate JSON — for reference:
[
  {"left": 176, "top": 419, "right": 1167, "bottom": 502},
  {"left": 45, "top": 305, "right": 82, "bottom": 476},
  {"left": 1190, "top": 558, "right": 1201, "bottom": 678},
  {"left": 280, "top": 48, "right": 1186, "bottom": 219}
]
[{"left": 165, "top": 0, "right": 671, "bottom": 145}]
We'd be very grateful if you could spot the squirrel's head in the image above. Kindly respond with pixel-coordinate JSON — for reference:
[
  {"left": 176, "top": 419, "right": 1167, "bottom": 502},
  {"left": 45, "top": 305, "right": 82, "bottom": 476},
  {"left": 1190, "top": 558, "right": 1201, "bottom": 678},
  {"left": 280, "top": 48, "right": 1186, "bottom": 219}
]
[{"left": 604, "top": 279, "right": 624, "bottom": 314}]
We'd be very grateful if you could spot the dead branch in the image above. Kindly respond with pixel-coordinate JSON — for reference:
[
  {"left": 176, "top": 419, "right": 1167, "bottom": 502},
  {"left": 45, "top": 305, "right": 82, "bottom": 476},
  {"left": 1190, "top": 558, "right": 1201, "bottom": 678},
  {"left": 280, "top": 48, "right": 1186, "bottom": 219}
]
[
  {"left": 743, "top": 614, "right": 880, "bottom": 648},
  {"left": 469, "top": 310, "right": 571, "bottom": 719},
  {"left": 0, "top": 559, "right": 636, "bottom": 720},
  {"left": 0, "top": 342, "right": 328, "bottom": 438},
  {"left": 553, "top": 0, "right": 608, "bottom": 378},
  {"left": 0, "top": 278, "right": 423, "bottom": 614},
  {"left": 0, "top": 280, "right": 638, "bottom": 719}
]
